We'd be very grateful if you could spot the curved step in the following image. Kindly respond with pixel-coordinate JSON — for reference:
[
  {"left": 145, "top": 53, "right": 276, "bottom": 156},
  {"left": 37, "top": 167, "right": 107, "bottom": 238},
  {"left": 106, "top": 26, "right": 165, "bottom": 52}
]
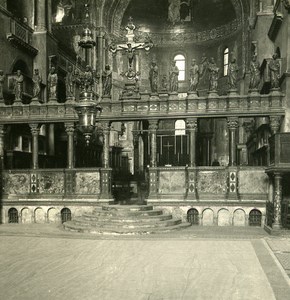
[
  {"left": 81, "top": 213, "right": 172, "bottom": 223},
  {"left": 64, "top": 222, "right": 191, "bottom": 235},
  {"left": 71, "top": 218, "right": 181, "bottom": 228}
]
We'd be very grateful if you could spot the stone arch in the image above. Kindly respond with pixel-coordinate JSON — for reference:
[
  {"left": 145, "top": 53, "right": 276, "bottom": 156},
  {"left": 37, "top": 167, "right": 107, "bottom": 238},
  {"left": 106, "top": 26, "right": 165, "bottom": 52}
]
[
  {"left": 61, "top": 207, "right": 72, "bottom": 223},
  {"left": 8, "top": 207, "right": 19, "bottom": 223},
  {"left": 21, "top": 207, "right": 31, "bottom": 224},
  {"left": 104, "top": 0, "right": 246, "bottom": 35},
  {"left": 187, "top": 208, "right": 199, "bottom": 225},
  {"left": 34, "top": 207, "right": 45, "bottom": 223},
  {"left": 233, "top": 208, "right": 246, "bottom": 226},
  {"left": 47, "top": 207, "right": 59, "bottom": 223},
  {"left": 217, "top": 208, "right": 230, "bottom": 226},
  {"left": 249, "top": 209, "right": 262, "bottom": 226},
  {"left": 202, "top": 208, "right": 214, "bottom": 226}
]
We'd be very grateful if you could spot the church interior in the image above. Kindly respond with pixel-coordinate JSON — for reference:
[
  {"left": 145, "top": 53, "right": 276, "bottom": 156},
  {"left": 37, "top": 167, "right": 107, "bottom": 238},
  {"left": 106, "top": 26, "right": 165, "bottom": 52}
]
[{"left": 0, "top": 0, "right": 290, "bottom": 234}]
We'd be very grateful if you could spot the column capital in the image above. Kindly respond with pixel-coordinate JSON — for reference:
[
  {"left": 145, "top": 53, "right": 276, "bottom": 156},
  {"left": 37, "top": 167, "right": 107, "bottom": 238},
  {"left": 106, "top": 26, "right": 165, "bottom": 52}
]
[
  {"left": 227, "top": 117, "right": 239, "bottom": 130},
  {"left": 65, "top": 123, "right": 75, "bottom": 135},
  {"left": 148, "top": 120, "right": 158, "bottom": 131},
  {"left": 186, "top": 118, "right": 197, "bottom": 130},
  {"left": 0, "top": 124, "right": 5, "bottom": 137},
  {"left": 269, "top": 116, "right": 281, "bottom": 134},
  {"left": 29, "top": 123, "right": 40, "bottom": 135}
]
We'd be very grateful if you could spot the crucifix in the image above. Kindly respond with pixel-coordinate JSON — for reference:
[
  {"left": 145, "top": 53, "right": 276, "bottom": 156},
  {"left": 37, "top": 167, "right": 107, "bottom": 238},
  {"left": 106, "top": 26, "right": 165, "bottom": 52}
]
[
  {"left": 163, "top": 140, "right": 173, "bottom": 165},
  {"left": 109, "top": 17, "right": 153, "bottom": 69}
]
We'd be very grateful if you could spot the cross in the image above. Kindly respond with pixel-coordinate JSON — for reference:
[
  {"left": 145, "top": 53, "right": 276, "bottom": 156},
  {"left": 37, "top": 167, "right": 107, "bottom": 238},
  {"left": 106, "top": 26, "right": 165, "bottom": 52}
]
[
  {"left": 109, "top": 17, "right": 153, "bottom": 69},
  {"left": 163, "top": 141, "right": 173, "bottom": 165}
]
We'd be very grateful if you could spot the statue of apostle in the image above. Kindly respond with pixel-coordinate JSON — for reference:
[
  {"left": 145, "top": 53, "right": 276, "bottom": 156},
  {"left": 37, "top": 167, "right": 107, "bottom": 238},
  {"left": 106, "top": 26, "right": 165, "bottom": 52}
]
[{"left": 188, "top": 59, "right": 199, "bottom": 92}]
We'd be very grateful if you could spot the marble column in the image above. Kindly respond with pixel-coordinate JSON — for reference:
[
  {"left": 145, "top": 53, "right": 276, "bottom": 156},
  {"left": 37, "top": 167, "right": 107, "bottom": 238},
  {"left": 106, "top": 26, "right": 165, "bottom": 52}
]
[
  {"left": 65, "top": 123, "right": 75, "bottom": 169},
  {"left": 102, "top": 122, "right": 110, "bottom": 168},
  {"left": 227, "top": 117, "right": 239, "bottom": 166},
  {"left": 29, "top": 124, "right": 40, "bottom": 169},
  {"left": 133, "top": 131, "right": 139, "bottom": 174},
  {"left": 0, "top": 124, "right": 5, "bottom": 169},
  {"left": 148, "top": 120, "right": 158, "bottom": 167},
  {"left": 269, "top": 116, "right": 281, "bottom": 135},
  {"left": 186, "top": 118, "right": 197, "bottom": 167},
  {"left": 48, "top": 124, "right": 55, "bottom": 156},
  {"left": 97, "top": 27, "right": 105, "bottom": 96},
  {"left": 273, "top": 172, "right": 282, "bottom": 229},
  {"left": 36, "top": 0, "right": 46, "bottom": 31}
]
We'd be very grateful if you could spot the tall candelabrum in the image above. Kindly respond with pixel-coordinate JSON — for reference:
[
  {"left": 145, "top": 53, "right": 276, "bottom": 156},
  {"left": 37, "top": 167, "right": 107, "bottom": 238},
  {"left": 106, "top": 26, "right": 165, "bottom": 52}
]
[{"left": 74, "top": 3, "right": 101, "bottom": 145}]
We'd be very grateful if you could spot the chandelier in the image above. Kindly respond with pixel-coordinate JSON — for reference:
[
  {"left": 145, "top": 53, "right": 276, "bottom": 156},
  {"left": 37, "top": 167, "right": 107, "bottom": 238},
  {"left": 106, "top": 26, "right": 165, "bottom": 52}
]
[{"left": 74, "top": 3, "right": 100, "bottom": 145}]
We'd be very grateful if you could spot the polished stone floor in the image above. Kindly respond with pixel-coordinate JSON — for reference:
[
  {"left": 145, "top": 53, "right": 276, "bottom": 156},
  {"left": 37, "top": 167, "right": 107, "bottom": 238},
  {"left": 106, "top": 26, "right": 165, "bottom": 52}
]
[{"left": 0, "top": 226, "right": 290, "bottom": 300}]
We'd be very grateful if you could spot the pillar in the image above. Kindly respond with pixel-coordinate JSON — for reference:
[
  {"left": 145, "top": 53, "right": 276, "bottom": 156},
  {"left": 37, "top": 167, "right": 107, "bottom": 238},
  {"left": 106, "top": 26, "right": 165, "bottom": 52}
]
[
  {"left": 227, "top": 117, "right": 239, "bottom": 166},
  {"left": 0, "top": 125, "right": 5, "bottom": 169},
  {"left": 29, "top": 124, "right": 40, "bottom": 169},
  {"left": 186, "top": 118, "right": 197, "bottom": 167},
  {"left": 133, "top": 131, "right": 139, "bottom": 174},
  {"left": 273, "top": 172, "right": 282, "bottom": 229},
  {"left": 102, "top": 122, "right": 110, "bottom": 168},
  {"left": 148, "top": 120, "right": 158, "bottom": 167},
  {"left": 65, "top": 123, "right": 75, "bottom": 169},
  {"left": 48, "top": 124, "right": 55, "bottom": 156},
  {"left": 35, "top": 0, "right": 46, "bottom": 31},
  {"left": 270, "top": 116, "right": 281, "bottom": 135}
]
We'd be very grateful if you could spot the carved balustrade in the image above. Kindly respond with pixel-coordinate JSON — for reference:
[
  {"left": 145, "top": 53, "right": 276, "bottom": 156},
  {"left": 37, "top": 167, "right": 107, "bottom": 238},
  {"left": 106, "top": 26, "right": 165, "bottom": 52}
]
[{"left": 0, "top": 92, "right": 285, "bottom": 124}]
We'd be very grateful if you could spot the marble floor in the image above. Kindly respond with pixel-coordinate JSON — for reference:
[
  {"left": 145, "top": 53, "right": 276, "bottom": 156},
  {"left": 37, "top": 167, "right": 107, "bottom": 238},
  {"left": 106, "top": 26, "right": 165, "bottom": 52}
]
[{"left": 0, "top": 232, "right": 290, "bottom": 300}]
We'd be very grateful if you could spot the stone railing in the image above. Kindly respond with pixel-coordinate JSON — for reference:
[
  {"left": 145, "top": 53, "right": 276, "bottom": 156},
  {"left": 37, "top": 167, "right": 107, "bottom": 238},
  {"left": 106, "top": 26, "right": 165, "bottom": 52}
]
[
  {"left": 147, "top": 166, "right": 269, "bottom": 203},
  {"left": 0, "top": 91, "right": 285, "bottom": 124}
]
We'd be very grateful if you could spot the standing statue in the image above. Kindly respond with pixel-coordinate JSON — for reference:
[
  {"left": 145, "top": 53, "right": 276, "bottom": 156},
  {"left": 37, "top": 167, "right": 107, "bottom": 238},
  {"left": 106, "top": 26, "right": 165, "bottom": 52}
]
[
  {"left": 81, "top": 65, "right": 94, "bottom": 92},
  {"left": 169, "top": 60, "right": 179, "bottom": 92},
  {"left": 189, "top": 59, "right": 199, "bottom": 91},
  {"left": 47, "top": 66, "right": 58, "bottom": 99},
  {"left": 228, "top": 55, "right": 239, "bottom": 89},
  {"left": 168, "top": 0, "right": 180, "bottom": 25},
  {"left": 102, "top": 65, "right": 112, "bottom": 97},
  {"left": 249, "top": 55, "right": 261, "bottom": 90},
  {"left": 65, "top": 65, "right": 74, "bottom": 98},
  {"left": 269, "top": 53, "right": 280, "bottom": 89},
  {"left": 161, "top": 75, "right": 168, "bottom": 91},
  {"left": 149, "top": 60, "right": 158, "bottom": 93},
  {"left": 0, "top": 70, "right": 5, "bottom": 100},
  {"left": 14, "top": 70, "right": 24, "bottom": 101},
  {"left": 32, "top": 69, "right": 42, "bottom": 100},
  {"left": 208, "top": 57, "right": 219, "bottom": 91}
]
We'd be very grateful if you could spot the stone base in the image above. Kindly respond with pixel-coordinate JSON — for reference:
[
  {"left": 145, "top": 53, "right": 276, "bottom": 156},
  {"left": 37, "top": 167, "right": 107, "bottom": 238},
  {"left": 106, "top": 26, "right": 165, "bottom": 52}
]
[
  {"left": 264, "top": 224, "right": 285, "bottom": 235},
  {"left": 248, "top": 88, "right": 260, "bottom": 95},
  {"left": 187, "top": 91, "right": 198, "bottom": 99},
  {"left": 207, "top": 90, "right": 218, "bottom": 98},
  {"left": 270, "top": 88, "right": 281, "bottom": 95},
  {"left": 168, "top": 92, "right": 178, "bottom": 100},
  {"left": 65, "top": 96, "right": 75, "bottom": 104},
  {"left": 228, "top": 89, "right": 238, "bottom": 96}
]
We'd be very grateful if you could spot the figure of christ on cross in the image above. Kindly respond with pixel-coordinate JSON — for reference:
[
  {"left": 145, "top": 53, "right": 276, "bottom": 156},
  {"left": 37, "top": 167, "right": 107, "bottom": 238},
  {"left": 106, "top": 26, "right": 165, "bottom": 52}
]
[{"left": 109, "top": 17, "right": 153, "bottom": 69}]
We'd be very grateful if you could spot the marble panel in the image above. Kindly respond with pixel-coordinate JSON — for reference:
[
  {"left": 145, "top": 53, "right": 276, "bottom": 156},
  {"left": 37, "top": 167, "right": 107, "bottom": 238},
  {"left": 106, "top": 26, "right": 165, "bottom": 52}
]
[
  {"left": 34, "top": 208, "right": 45, "bottom": 223},
  {"left": 21, "top": 208, "right": 31, "bottom": 224},
  {"left": 38, "top": 172, "right": 64, "bottom": 194},
  {"left": 3, "top": 173, "right": 30, "bottom": 195},
  {"left": 48, "top": 208, "right": 59, "bottom": 223},
  {"left": 202, "top": 208, "right": 214, "bottom": 226},
  {"left": 239, "top": 170, "right": 269, "bottom": 194},
  {"left": 233, "top": 209, "right": 246, "bottom": 226},
  {"left": 197, "top": 170, "right": 227, "bottom": 194},
  {"left": 158, "top": 171, "right": 186, "bottom": 194},
  {"left": 218, "top": 209, "right": 230, "bottom": 226},
  {"left": 75, "top": 172, "right": 100, "bottom": 195}
]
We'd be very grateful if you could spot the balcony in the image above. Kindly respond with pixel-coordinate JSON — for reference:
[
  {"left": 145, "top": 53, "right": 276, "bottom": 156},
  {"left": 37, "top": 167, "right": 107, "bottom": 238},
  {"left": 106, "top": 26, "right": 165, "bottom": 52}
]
[{"left": 6, "top": 18, "right": 38, "bottom": 56}]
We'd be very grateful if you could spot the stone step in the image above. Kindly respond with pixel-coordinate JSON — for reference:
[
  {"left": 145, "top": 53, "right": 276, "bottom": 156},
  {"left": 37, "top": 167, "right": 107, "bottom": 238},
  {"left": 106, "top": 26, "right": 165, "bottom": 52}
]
[
  {"left": 71, "top": 218, "right": 181, "bottom": 228},
  {"left": 64, "top": 221, "right": 191, "bottom": 235},
  {"left": 100, "top": 205, "right": 154, "bottom": 212},
  {"left": 80, "top": 214, "right": 172, "bottom": 223},
  {"left": 90, "top": 209, "right": 164, "bottom": 217}
]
